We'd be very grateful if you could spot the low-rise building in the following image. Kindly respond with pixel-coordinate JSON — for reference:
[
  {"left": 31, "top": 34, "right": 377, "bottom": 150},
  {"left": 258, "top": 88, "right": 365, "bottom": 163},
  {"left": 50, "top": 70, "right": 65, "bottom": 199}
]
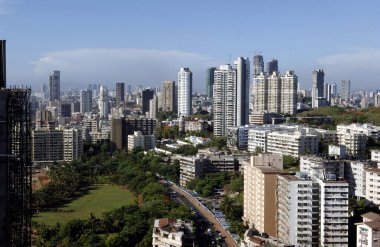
[
  {"left": 267, "top": 130, "right": 319, "bottom": 158},
  {"left": 152, "top": 218, "right": 194, "bottom": 247},
  {"left": 356, "top": 212, "right": 380, "bottom": 247},
  {"left": 371, "top": 149, "right": 380, "bottom": 163},
  {"left": 179, "top": 155, "right": 210, "bottom": 187}
]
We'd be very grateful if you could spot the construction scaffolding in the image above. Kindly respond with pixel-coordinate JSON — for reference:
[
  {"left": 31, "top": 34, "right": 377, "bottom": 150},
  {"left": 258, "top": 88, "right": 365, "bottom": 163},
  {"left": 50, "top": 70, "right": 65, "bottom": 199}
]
[{"left": 0, "top": 88, "right": 32, "bottom": 246}]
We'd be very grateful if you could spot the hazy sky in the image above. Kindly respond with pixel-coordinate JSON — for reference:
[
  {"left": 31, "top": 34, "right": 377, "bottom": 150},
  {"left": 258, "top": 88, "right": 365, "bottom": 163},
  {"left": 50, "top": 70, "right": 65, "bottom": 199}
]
[{"left": 1, "top": 0, "right": 380, "bottom": 92}]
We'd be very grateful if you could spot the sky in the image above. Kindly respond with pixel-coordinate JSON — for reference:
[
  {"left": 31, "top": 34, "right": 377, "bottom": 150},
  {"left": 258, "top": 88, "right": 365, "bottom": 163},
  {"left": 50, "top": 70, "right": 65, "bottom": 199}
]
[{"left": 1, "top": 0, "right": 380, "bottom": 92}]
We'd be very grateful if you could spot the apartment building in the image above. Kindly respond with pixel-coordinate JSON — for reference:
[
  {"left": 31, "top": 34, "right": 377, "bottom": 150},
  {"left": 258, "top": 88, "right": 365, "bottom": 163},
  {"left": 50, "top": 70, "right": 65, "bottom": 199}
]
[
  {"left": 267, "top": 130, "right": 319, "bottom": 157},
  {"left": 243, "top": 154, "right": 283, "bottom": 237},
  {"left": 371, "top": 149, "right": 380, "bottom": 162},
  {"left": 277, "top": 173, "right": 319, "bottom": 246},
  {"left": 127, "top": 131, "right": 155, "bottom": 151},
  {"left": 337, "top": 123, "right": 380, "bottom": 141},
  {"left": 63, "top": 128, "right": 83, "bottom": 162},
  {"left": 152, "top": 218, "right": 194, "bottom": 247},
  {"left": 365, "top": 168, "right": 380, "bottom": 207},
  {"left": 32, "top": 129, "right": 64, "bottom": 163},
  {"left": 179, "top": 155, "right": 211, "bottom": 187}
]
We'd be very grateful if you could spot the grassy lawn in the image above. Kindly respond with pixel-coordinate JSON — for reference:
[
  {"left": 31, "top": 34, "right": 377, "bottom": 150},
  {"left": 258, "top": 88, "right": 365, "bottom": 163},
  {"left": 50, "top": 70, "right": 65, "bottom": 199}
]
[{"left": 33, "top": 184, "right": 135, "bottom": 225}]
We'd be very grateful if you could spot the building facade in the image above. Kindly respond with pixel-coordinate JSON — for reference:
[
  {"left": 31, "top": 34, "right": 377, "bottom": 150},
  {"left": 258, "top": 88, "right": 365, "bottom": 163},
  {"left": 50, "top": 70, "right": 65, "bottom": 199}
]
[
  {"left": 205, "top": 67, "right": 216, "bottom": 98},
  {"left": 161, "top": 80, "right": 176, "bottom": 112},
  {"left": 115, "top": 82, "right": 125, "bottom": 106},
  {"left": 49, "top": 70, "right": 60, "bottom": 101},
  {"left": 311, "top": 69, "right": 325, "bottom": 108},
  {"left": 178, "top": 68, "right": 192, "bottom": 116}
]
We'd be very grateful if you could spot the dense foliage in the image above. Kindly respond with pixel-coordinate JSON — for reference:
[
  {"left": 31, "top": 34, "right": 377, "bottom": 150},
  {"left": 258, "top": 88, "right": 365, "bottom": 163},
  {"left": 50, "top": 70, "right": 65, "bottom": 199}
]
[
  {"left": 33, "top": 148, "right": 191, "bottom": 247},
  {"left": 297, "top": 106, "right": 380, "bottom": 126}
]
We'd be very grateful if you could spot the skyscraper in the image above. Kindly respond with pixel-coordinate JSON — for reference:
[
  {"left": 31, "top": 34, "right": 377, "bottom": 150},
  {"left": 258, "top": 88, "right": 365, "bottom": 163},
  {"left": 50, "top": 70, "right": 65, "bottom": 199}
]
[
  {"left": 98, "top": 85, "right": 109, "bottom": 119},
  {"left": 115, "top": 82, "right": 125, "bottom": 106},
  {"left": 234, "top": 57, "right": 250, "bottom": 126},
  {"left": 161, "top": 80, "right": 176, "bottom": 112},
  {"left": 311, "top": 69, "right": 325, "bottom": 108},
  {"left": 142, "top": 88, "right": 154, "bottom": 115},
  {"left": 253, "top": 70, "right": 298, "bottom": 115},
  {"left": 267, "top": 59, "right": 278, "bottom": 75},
  {"left": 341, "top": 80, "right": 351, "bottom": 100},
  {"left": 0, "top": 40, "right": 6, "bottom": 89},
  {"left": 213, "top": 65, "right": 236, "bottom": 136},
  {"left": 267, "top": 71, "right": 281, "bottom": 113},
  {"left": 205, "top": 67, "right": 216, "bottom": 98},
  {"left": 253, "top": 55, "right": 264, "bottom": 76},
  {"left": 281, "top": 71, "right": 298, "bottom": 115},
  {"left": 49, "top": 70, "right": 60, "bottom": 101},
  {"left": 80, "top": 89, "right": 92, "bottom": 113},
  {"left": 178, "top": 68, "right": 192, "bottom": 116}
]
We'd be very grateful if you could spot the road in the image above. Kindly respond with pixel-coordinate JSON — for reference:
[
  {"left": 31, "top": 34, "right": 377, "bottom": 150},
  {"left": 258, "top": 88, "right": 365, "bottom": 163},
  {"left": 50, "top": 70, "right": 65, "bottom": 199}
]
[{"left": 170, "top": 183, "right": 240, "bottom": 247}]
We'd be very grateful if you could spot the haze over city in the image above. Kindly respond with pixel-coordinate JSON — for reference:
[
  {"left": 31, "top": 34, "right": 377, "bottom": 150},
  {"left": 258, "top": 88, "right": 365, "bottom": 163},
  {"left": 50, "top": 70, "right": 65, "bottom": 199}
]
[{"left": 1, "top": 0, "right": 380, "bottom": 91}]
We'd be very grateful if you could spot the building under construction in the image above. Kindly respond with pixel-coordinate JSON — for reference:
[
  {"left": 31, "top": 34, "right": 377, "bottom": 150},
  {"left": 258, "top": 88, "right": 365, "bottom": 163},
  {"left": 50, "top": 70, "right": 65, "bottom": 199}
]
[{"left": 0, "top": 88, "right": 32, "bottom": 246}]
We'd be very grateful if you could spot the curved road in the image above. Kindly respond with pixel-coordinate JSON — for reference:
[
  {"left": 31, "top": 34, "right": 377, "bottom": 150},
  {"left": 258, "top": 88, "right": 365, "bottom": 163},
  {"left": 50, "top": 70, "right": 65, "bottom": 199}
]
[{"left": 170, "top": 183, "right": 239, "bottom": 247}]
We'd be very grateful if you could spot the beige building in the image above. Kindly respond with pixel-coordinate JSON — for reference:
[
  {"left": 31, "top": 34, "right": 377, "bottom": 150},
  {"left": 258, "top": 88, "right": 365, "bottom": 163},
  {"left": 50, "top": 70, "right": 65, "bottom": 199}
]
[{"left": 243, "top": 154, "right": 283, "bottom": 237}]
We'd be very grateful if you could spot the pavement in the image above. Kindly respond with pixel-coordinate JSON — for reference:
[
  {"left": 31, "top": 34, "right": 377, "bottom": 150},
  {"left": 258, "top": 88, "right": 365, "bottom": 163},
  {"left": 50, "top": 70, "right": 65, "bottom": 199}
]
[{"left": 170, "top": 183, "right": 240, "bottom": 247}]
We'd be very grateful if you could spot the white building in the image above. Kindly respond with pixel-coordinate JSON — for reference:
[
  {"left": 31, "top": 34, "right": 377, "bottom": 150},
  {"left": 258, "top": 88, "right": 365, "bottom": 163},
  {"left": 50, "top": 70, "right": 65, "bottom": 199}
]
[
  {"left": 127, "top": 131, "right": 155, "bottom": 151},
  {"left": 63, "top": 128, "right": 83, "bottom": 162},
  {"left": 213, "top": 64, "right": 237, "bottom": 136},
  {"left": 337, "top": 123, "right": 380, "bottom": 141},
  {"left": 277, "top": 173, "right": 317, "bottom": 246},
  {"left": 280, "top": 70, "right": 298, "bottom": 115},
  {"left": 365, "top": 168, "right": 380, "bottom": 207},
  {"left": 234, "top": 57, "right": 250, "bottom": 126},
  {"left": 178, "top": 68, "right": 192, "bottom": 116},
  {"left": 337, "top": 128, "right": 367, "bottom": 158},
  {"left": 345, "top": 161, "right": 377, "bottom": 199},
  {"left": 317, "top": 176, "right": 349, "bottom": 247},
  {"left": 267, "top": 130, "right": 319, "bottom": 158},
  {"left": 356, "top": 212, "right": 380, "bottom": 247},
  {"left": 179, "top": 155, "right": 210, "bottom": 187},
  {"left": 98, "top": 85, "right": 109, "bottom": 119},
  {"left": 371, "top": 149, "right": 380, "bottom": 162},
  {"left": 152, "top": 218, "right": 194, "bottom": 247}
]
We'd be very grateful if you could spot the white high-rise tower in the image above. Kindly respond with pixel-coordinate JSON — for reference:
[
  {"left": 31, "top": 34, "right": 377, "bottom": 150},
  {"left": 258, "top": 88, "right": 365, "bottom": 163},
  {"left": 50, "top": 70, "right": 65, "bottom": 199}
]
[
  {"left": 178, "top": 68, "right": 192, "bottom": 116},
  {"left": 98, "top": 85, "right": 109, "bottom": 119},
  {"left": 234, "top": 57, "right": 250, "bottom": 126}
]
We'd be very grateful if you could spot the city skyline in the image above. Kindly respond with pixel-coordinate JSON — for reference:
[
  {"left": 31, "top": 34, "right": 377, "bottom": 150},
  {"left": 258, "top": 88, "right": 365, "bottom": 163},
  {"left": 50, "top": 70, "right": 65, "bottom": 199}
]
[{"left": 1, "top": 0, "right": 380, "bottom": 91}]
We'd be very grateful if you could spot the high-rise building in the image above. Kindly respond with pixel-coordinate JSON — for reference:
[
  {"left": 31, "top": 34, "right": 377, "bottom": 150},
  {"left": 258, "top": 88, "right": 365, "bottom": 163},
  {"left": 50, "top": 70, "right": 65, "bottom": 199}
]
[
  {"left": 213, "top": 65, "right": 236, "bottom": 136},
  {"left": 243, "top": 154, "right": 284, "bottom": 237},
  {"left": 149, "top": 95, "right": 158, "bottom": 119},
  {"left": 178, "top": 68, "right": 192, "bottom": 116},
  {"left": 311, "top": 69, "right": 325, "bottom": 108},
  {"left": 0, "top": 88, "right": 32, "bottom": 246},
  {"left": 63, "top": 128, "right": 83, "bottom": 162},
  {"left": 0, "top": 40, "right": 6, "bottom": 89},
  {"left": 253, "top": 72, "right": 268, "bottom": 112},
  {"left": 111, "top": 117, "right": 156, "bottom": 151},
  {"left": 205, "top": 67, "right": 216, "bottom": 98},
  {"left": 115, "top": 82, "right": 125, "bottom": 106},
  {"left": 126, "top": 84, "right": 132, "bottom": 95},
  {"left": 280, "top": 70, "right": 298, "bottom": 115},
  {"left": 253, "top": 55, "right": 264, "bottom": 76},
  {"left": 234, "top": 57, "right": 250, "bottom": 126},
  {"left": 80, "top": 89, "right": 92, "bottom": 113},
  {"left": 49, "top": 70, "right": 60, "bottom": 101},
  {"left": 253, "top": 70, "right": 297, "bottom": 115},
  {"left": 161, "top": 80, "right": 176, "bottom": 112},
  {"left": 98, "top": 85, "right": 109, "bottom": 119},
  {"left": 267, "top": 71, "right": 281, "bottom": 113},
  {"left": 341, "top": 80, "right": 351, "bottom": 100},
  {"left": 266, "top": 59, "right": 278, "bottom": 75},
  {"left": 142, "top": 88, "right": 154, "bottom": 115}
]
